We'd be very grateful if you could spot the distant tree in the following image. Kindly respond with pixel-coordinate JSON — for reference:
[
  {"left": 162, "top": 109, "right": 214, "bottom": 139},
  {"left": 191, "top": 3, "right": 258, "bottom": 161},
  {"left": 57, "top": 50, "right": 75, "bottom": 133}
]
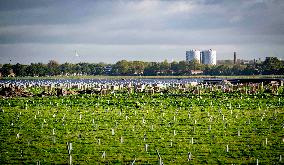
[
  {"left": 59, "top": 62, "right": 74, "bottom": 75},
  {"left": 87, "top": 63, "right": 97, "bottom": 75},
  {"left": 160, "top": 60, "right": 170, "bottom": 70},
  {"left": 47, "top": 60, "right": 60, "bottom": 76},
  {"left": 170, "top": 61, "right": 179, "bottom": 75},
  {"left": 73, "top": 64, "right": 82, "bottom": 75},
  {"left": 278, "top": 67, "right": 284, "bottom": 75},
  {"left": 26, "top": 63, "right": 47, "bottom": 76},
  {"left": 78, "top": 63, "right": 91, "bottom": 75},
  {"left": 1, "top": 57, "right": 283, "bottom": 77},
  {"left": 204, "top": 65, "right": 231, "bottom": 75},
  {"left": 241, "top": 65, "right": 259, "bottom": 75},
  {"left": 12, "top": 63, "right": 27, "bottom": 77},
  {"left": 144, "top": 62, "right": 160, "bottom": 76},
  {"left": 231, "top": 64, "right": 246, "bottom": 75},
  {"left": 188, "top": 59, "right": 202, "bottom": 70},
  {"left": 127, "top": 61, "right": 145, "bottom": 75},
  {"left": 0, "top": 64, "right": 13, "bottom": 77},
  {"left": 112, "top": 60, "right": 130, "bottom": 75},
  {"left": 261, "top": 57, "right": 282, "bottom": 75},
  {"left": 177, "top": 61, "right": 190, "bottom": 75},
  {"left": 94, "top": 63, "right": 107, "bottom": 75}
]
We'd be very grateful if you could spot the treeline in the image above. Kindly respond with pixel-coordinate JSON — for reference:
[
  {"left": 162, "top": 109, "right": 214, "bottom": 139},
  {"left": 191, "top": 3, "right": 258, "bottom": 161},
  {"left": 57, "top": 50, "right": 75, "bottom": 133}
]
[{"left": 0, "top": 57, "right": 283, "bottom": 77}]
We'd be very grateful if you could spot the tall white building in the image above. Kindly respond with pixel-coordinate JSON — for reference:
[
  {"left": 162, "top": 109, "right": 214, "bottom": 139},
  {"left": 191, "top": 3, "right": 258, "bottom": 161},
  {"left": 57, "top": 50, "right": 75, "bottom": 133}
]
[
  {"left": 186, "top": 49, "right": 201, "bottom": 63},
  {"left": 201, "top": 49, "right": 217, "bottom": 65}
]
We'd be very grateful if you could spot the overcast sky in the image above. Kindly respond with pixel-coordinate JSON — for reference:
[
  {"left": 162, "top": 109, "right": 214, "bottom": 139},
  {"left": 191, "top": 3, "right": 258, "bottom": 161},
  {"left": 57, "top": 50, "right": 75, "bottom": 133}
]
[{"left": 0, "top": 0, "right": 283, "bottom": 64}]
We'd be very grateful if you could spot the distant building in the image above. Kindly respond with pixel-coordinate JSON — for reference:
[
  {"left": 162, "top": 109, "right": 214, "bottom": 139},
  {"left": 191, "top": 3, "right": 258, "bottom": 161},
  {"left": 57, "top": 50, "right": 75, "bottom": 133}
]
[
  {"left": 190, "top": 70, "right": 203, "bottom": 75},
  {"left": 217, "top": 60, "right": 234, "bottom": 65},
  {"left": 186, "top": 49, "right": 201, "bottom": 63},
  {"left": 234, "top": 52, "right": 237, "bottom": 64},
  {"left": 201, "top": 49, "right": 217, "bottom": 65},
  {"left": 186, "top": 49, "right": 217, "bottom": 65},
  {"left": 8, "top": 72, "right": 15, "bottom": 77},
  {"left": 265, "top": 57, "right": 276, "bottom": 61}
]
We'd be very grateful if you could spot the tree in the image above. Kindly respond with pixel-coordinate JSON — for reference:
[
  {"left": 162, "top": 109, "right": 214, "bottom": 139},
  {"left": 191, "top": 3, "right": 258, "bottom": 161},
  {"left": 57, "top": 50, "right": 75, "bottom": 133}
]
[
  {"left": 47, "top": 60, "right": 60, "bottom": 76},
  {"left": 261, "top": 57, "right": 282, "bottom": 75},
  {"left": 26, "top": 63, "right": 47, "bottom": 76},
  {"left": 231, "top": 64, "right": 246, "bottom": 75},
  {"left": 131, "top": 61, "right": 146, "bottom": 75},
  {"left": 112, "top": 60, "right": 130, "bottom": 75},
  {"left": 188, "top": 59, "right": 202, "bottom": 70},
  {"left": 12, "top": 63, "right": 27, "bottom": 77},
  {"left": 242, "top": 65, "right": 259, "bottom": 75},
  {"left": 0, "top": 64, "right": 13, "bottom": 77},
  {"left": 78, "top": 63, "right": 92, "bottom": 75},
  {"left": 204, "top": 65, "right": 230, "bottom": 75},
  {"left": 59, "top": 63, "right": 74, "bottom": 75},
  {"left": 144, "top": 62, "right": 160, "bottom": 76},
  {"left": 157, "top": 60, "right": 171, "bottom": 75},
  {"left": 93, "top": 63, "right": 107, "bottom": 75},
  {"left": 177, "top": 61, "right": 190, "bottom": 75},
  {"left": 170, "top": 61, "right": 179, "bottom": 75}
]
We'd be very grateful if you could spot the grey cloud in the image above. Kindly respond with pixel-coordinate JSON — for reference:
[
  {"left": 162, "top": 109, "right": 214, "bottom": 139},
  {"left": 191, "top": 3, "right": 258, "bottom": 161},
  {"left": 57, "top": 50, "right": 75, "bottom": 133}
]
[
  {"left": 197, "top": 0, "right": 226, "bottom": 5},
  {"left": 1, "top": 23, "right": 283, "bottom": 46},
  {"left": 0, "top": 1, "right": 116, "bottom": 25},
  {"left": 0, "top": 0, "right": 58, "bottom": 11},
  {"left": 0, "top": 0, "right": 283, "bottom": 63}
]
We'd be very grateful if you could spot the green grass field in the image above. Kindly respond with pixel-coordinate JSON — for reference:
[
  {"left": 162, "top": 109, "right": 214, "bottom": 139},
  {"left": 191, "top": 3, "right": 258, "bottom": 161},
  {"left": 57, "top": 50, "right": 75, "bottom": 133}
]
[{"left": 0, "top": 93, "right": 283, "bottom": 164}]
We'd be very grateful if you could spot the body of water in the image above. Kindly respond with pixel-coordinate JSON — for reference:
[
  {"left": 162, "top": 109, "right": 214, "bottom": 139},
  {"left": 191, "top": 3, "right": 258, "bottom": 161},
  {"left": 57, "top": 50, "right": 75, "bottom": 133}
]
[{"left": 0, "top": 78, "right": 223, "bottom": 86}]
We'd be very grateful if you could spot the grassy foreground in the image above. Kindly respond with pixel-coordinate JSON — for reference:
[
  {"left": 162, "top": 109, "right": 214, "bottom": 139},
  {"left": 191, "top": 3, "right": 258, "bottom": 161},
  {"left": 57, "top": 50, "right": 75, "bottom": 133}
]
[{"left": 0, "top": 93, "right": 283, "bottom": 164}]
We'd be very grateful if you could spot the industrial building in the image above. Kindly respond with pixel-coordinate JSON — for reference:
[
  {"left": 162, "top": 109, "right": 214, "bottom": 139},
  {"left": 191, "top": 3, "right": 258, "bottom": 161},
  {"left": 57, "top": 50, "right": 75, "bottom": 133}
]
[
  {"left": 186, "top": 49, "right": 201, "bottom": 62},
  {"left": 201, "top": 49, "right": 217, "bottom": 65},
  {"left": 186, "top": 49, "right": 217, "bottom": 65}
]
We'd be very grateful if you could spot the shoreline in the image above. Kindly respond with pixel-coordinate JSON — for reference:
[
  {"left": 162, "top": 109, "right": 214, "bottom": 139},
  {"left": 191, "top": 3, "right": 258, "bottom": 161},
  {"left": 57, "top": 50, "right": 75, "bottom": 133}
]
[{"left": 1, "top": 75, "right": 284, "bottom": 80}]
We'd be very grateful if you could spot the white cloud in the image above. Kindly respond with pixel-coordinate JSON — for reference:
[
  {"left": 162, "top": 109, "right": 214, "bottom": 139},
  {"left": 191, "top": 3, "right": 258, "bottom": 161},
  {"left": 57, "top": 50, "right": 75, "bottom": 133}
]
[
  {"left": 129, "top": 0, "right": 160, "bottom": 13},
  {"left": 166, "top": 1, "right": 196, "bottom": 14},
  {"left": 229, "top": 15, "right": 243, "bottom": 23}
]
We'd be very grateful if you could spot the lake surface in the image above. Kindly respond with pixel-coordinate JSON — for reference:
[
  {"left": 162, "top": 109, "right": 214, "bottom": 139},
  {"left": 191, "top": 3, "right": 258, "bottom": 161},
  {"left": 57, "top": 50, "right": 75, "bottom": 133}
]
[{"left": 0, "top": 78, "right": 223, "bottom": 85}]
